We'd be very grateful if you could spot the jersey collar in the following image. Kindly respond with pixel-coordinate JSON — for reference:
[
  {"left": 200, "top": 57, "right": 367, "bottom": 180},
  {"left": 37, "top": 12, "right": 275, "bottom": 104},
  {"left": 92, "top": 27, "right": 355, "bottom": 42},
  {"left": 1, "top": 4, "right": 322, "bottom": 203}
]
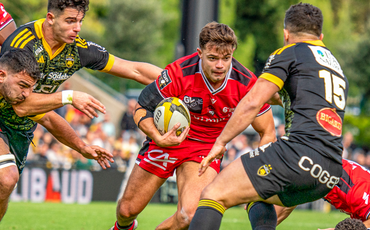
[
  {"left": 303, "top": 40, "right": 325, "bottom": 47},
  {"left": 34, "top": 18, "right": 67, "bottom": 60},
  {"left": 199, "top": 59, "right": 232, "bottom": 95}
]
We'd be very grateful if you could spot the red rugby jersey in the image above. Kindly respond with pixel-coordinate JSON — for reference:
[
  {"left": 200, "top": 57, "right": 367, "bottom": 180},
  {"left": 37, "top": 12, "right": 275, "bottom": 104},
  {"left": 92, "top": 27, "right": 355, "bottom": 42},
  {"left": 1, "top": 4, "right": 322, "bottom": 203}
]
[
  {"left": 324, "top": 159, "right": 370, "bottom": 221},
  {"left": 155, "top": 52, "right": 271, "bottom": 143},
  {"left": 0, "top": 3, "right": 13, "bottom": 31}
]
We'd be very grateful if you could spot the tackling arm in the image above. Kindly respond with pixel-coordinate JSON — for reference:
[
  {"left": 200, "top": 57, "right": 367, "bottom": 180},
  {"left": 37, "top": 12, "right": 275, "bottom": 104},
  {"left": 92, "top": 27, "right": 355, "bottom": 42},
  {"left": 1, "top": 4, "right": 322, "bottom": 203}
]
[
  {"left": 35, "top": 111, "right": 113, "bottom": 169},
  {"left": 12, "top": 91, "right": 105, "bottom": 119},
  {"left": 108, "top": 56, "right": 162, "bottom": 85},
  {"left": 251, "top": 109, "right": 277, "bottom": 146},
  {"left": 0, "top": 20, "right": 16, "bottom": 45},
  {"left": 198, "top": 78, "right": 280, "bottom": 176}
]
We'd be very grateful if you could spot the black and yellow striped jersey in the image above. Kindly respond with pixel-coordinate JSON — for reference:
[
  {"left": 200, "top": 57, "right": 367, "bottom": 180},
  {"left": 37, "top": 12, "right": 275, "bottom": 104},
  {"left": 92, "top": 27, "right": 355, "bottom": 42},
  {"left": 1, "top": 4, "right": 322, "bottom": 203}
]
[
  {"left": 1, "top": 18, "right": 115, "bottom": 94},
  {"left": 260, "top": 40, "right": 349, "bottom": 164}
]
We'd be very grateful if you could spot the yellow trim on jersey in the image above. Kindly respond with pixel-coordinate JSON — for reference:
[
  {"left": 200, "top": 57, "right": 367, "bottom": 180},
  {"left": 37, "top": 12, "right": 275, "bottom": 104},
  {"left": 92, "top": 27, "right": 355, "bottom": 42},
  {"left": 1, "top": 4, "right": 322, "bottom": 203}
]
[
  {"left": 277, "top": 43, "right": 296, "bottom": 55},
  {"left": 28, "top": 113, "right": 46, "bottom": 121},
  {"left": 20, "top": 34, "right": 36, "bottom": 49},
  {"left": 303, "top": 40, "right": 325, "bottom": 47},
  {"left": 260, "top": 73, "right": 284, "bottom": 90},
  {"left": 99, "top": 54, "right": 115, "bottom": 73},
  {"left": 13, "top": 31, "right": 34, "bottom": 48},
  {"left": 75, "top": 36, "right": 87, "bottom": 48},
  {"left": 34, "top": 19, "right": 45, "bottom": 39},
  {"left": 198, "top": 199, "right": 226, "bottom": 215},
  {"left": 34, "top": 18, "right": 67, "bottom": 60},
  {"left": 10, "top": 29, "right": 28, "bottom": 47}
]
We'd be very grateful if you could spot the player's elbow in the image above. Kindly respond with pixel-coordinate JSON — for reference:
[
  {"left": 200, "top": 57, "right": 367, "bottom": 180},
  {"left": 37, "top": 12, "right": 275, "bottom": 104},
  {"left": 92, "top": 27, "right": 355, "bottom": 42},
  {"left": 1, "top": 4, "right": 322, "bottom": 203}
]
[{"left": 12, "top": 105, "right": 29, "bottom": 117}]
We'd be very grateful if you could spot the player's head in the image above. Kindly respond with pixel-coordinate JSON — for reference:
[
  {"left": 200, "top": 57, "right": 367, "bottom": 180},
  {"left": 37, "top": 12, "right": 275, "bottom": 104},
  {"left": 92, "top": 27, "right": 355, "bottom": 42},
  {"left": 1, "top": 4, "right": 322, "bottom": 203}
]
[
  {"left": 334, "top": 218, "right": 366, "bottom": 230},
  {"left": 197, "top": 22, "right": 237, "bottom": 88},
  {"left": 0, "top": 49, "right": 40, "bottom": 104},
  {"left": 46, "top": 0, "right": 89, "bottom": 44},
  {"left": 284, "top": 3, "right": 323, "bottom": 45}
]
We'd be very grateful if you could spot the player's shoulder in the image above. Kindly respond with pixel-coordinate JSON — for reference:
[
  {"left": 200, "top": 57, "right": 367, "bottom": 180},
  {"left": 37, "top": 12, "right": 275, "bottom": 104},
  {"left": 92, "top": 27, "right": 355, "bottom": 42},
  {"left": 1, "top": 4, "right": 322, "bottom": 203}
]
[
  {"left": 167, "top": 52, "right": 200, "bottom": 78},
  {"left": 75, "top": 35, "right": 107, "bottom": 51},
  {"left": 2, "top": 20, "right": 38, "bottom": 51},
  {"left": 229, "top": 58, "right": 256, "bottom": 87}
]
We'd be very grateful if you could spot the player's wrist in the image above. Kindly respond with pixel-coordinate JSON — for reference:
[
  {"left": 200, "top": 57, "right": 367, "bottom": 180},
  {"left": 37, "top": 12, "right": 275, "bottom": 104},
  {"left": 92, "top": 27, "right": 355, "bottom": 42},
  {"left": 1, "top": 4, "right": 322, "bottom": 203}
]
[{"left": 62, "top": 90, "right": 73, "bottom": 105}]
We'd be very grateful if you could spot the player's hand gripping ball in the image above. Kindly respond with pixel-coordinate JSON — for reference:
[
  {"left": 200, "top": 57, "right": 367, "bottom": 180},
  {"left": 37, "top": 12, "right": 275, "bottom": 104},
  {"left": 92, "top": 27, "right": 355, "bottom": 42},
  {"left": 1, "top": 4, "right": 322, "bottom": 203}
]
[{"left": 154, "top": 97, "right": 191, "bottom": 136}]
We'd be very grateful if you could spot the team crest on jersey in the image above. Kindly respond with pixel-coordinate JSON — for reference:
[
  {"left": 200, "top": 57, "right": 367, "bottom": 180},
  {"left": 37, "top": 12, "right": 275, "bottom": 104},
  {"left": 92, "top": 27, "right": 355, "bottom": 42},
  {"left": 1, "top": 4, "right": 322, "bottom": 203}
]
[
  {"left": 158, "top": 70, "right": 172, "bottom": 90},
  {"left": 65, "top": 55, "right": 74, "bottom": 68},
  {"left": 257, "top": 164, "right": 272, "bottom": 176},
  {"left": 316, "top": 108, "right": 342, "bottom": 137}
]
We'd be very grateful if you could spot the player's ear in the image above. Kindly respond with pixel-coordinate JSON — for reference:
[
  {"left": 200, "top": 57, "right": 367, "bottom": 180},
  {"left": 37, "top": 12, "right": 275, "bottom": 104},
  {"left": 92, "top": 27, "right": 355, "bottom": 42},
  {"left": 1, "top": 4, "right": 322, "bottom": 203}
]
[
  {"left": 0, "top": 70, "right": 6, "bottom": 83},
  {"left": 319, "top": 33, "right": 324, "bottom": 40},
  {"left": 46, "top": 12, "right": 55, "bottom": 25},
  {"left": 197, "top": 48, "right": 202, "bottom": 58},
  {"left": 283, "top": 29, "right": 289, "bottom": 41}
]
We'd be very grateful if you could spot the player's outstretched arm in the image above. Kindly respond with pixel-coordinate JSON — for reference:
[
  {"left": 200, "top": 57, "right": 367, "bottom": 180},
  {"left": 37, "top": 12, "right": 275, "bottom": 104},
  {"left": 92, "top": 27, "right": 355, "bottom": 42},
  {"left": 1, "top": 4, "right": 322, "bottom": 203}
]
[
  {"left": 108, "top": 56, "right": 162, "bottom": 85},
  {"left": 35, "top": 111, "right": 114, "bottom": 169},
  {"left": 199, "top": 78, "right": 280, "bottom": 176},
  {"left": 12, "top": 91, "right": 105, "bottom": 119},
  {"left": 251, "top": 109, "right": 276, "bottom": 146}
]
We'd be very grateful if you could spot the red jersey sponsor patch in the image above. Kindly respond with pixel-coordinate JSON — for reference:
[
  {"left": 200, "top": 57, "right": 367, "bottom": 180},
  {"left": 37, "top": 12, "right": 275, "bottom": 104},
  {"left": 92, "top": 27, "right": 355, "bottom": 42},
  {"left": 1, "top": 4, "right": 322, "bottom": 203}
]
[{"left": 316, "top": 108, "right": 342, "bottom": 137}]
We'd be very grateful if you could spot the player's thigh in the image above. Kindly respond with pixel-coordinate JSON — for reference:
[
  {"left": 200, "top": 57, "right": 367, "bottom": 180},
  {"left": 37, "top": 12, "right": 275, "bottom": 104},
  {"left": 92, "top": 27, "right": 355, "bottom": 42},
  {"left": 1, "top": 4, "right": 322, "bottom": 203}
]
[
  {"left": 201, "top": 157, "right": 263, "bottom": 209},
  {"left": 176, "top": 161, "right": 217, "bottom": 211},
  {"left": 0, "top": 137, "right": 18, "bottom": 199},
  {"left": 119, "top": 164, "right": 166, "bottom": 211}
]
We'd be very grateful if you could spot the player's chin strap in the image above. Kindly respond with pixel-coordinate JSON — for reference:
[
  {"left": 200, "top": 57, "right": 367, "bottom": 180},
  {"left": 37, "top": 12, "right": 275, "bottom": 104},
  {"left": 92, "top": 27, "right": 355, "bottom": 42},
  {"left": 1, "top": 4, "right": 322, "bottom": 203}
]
[{"left": 0, "top": 153, "right": 16, "bottom": 169}]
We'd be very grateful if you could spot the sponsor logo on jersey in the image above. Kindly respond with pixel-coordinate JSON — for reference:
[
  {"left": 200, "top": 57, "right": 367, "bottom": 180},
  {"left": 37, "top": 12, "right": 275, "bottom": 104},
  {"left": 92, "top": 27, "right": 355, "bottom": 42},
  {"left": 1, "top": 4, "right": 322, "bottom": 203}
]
[
  {"left": 158, "top": 70, "right": 172, "bottom": 90},
  {"left": 87, "top": 41, "right": 107, "bottom": 52},
  {"left": 66, "top": 55, "right": 74, "bottom": 68},
  {"left": 257, "top": 164, "right": 272, "bottom": 176},
  {"left": 263, "top": 54, "right": 275, "bottom": 71},
  {"left": 298, "top": 156, "right": 340, "bottom": 189},
  {"left": 309, "top": 46, "right": 344, "bottom": 78},
  {"left": 35, "top": 46, "right": 43, "bottom": 56},
  {"left": 183, "top": 96, "right": 203, "bottom": 113},
  {"left": 316, "top": 108, "right": 342, "bottom": 137}
]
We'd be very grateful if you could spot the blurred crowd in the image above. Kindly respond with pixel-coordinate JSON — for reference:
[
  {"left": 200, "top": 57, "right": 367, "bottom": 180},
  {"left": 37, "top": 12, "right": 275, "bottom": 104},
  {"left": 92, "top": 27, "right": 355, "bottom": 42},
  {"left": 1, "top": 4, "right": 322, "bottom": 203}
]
[{"left": 27, "top": 95, "right": 144, "bottom": 172}]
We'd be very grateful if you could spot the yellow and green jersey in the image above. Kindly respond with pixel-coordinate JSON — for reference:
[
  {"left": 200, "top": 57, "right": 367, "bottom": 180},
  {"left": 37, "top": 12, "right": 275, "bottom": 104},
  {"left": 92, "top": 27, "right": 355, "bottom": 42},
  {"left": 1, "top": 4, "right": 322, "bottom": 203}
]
[{"left": 1, "top": 18, "right": 115, "bottom": 130}]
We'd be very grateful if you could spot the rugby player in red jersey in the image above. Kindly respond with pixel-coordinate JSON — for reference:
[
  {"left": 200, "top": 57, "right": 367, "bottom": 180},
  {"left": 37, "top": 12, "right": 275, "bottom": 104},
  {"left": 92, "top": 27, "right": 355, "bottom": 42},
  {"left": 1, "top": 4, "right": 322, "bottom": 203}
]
[
  {"left": 275, "top": 159, "right": 370, "bottom": 230},
  {"left": 109, "top": 22, "right": 276, "bottom": 230},
  {"left": 189, "top": 3, "right": 348, "bottom": 230},
  {"left": 0, "top": 3, "right": 16, "bottom": 46}
]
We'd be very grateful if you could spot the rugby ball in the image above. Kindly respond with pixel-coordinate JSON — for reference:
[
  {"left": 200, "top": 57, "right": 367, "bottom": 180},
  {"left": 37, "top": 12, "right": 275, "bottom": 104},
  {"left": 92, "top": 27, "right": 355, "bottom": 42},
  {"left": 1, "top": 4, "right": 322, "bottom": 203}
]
[{"left": 153, "top": 97, "right": 191, "bottom": 136}]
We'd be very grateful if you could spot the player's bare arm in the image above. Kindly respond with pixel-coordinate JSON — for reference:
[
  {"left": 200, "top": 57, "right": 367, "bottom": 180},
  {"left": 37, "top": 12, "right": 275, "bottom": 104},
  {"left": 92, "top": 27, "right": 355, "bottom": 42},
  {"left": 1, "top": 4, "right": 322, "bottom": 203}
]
[
  {"left": 0, "top": 20, "right": 16, "bottom": 45},
  {"left": 251, "top": 109, "right": 277, "bottom": 146},
  {"left": 12, "top": 91, "right": 105, "bottom": 119},
  {"left": 35, "top": 111, "right": 114, "bottom": 169},
  {"left": 134, "top": 103, "right": 189, "bottom": 147},
  {"left": 199, "top": 78, "right": 280, "bottom": 176},
  {"left": 267, "top": 92, "right": 283, "bottom": 107},
  {"left": 108, "top": 56, "right": 162, "bottom": 85}
]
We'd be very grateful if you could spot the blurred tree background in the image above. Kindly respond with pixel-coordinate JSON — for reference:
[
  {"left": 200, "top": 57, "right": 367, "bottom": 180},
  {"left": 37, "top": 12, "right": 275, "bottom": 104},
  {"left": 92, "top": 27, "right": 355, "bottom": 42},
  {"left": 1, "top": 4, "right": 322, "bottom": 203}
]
[{"left": 2, "top": 0, "right": 370, "bottom": 145}]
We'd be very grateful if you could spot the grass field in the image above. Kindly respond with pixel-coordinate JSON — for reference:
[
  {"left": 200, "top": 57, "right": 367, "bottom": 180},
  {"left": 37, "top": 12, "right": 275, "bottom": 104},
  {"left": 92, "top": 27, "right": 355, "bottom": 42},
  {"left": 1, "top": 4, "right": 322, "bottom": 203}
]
[{"left": 0, "top": 201, "right": 347, "bottom": 229}]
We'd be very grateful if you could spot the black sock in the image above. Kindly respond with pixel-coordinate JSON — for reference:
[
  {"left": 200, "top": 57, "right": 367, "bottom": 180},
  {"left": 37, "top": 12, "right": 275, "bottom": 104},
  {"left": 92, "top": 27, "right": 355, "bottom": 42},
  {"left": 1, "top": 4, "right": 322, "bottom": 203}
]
[
  {"left": 247, "top": 202, "right": 277, "bottom": 230},
  {"left": 189, "top": 199, "right": 225, "bottom": 230}
]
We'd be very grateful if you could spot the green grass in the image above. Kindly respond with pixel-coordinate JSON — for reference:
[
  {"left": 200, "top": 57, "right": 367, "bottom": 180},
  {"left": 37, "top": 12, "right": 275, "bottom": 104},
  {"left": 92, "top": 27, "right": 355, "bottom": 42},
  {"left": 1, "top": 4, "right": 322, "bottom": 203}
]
[{"left": 0, "top": 202, "right": 347, "bottom": 229}]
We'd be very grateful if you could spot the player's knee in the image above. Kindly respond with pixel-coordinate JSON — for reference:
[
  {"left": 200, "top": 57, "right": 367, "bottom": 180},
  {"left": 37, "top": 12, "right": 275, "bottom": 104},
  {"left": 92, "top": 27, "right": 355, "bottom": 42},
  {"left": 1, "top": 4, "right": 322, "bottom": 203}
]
[
  {"left": 116, "top": 202, "right": 140, "bottom": 220},
  {"left": 0, "top": 167, "right": 19, "bottom": 199}
]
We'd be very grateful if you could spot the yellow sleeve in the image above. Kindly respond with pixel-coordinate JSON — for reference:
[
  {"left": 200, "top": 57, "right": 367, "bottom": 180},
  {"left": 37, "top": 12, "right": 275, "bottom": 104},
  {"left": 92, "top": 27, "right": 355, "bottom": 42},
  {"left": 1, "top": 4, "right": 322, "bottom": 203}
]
[
  {"left": 259, "top": 73, "right": 284, "bottom": 90},
  {"left": 28, "top": 113, "right": 46, "bottom": 121}
]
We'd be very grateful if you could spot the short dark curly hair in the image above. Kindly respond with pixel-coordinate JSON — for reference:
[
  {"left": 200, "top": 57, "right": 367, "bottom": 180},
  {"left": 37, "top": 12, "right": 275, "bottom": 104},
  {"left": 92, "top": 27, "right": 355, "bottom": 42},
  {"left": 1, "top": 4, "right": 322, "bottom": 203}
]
[
  {"left": 0, "top": 49, "right": 40, "bottom": 80},
  {"left": 284, "top": 2, "right": 323, "bottom": 37},
  {"left": 47, "top": 0, "right": 89, "bottom": 14},
  {"left": 335, "top": 218, "right": 366, "bottom": 230}
]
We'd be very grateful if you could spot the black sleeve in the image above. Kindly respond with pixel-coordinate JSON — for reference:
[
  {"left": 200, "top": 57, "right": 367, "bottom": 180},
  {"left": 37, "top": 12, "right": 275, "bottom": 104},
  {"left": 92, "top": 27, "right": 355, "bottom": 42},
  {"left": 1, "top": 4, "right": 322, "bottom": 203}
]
[{"left": 138, "top": 81, "right": 164, "bottom": 112}]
